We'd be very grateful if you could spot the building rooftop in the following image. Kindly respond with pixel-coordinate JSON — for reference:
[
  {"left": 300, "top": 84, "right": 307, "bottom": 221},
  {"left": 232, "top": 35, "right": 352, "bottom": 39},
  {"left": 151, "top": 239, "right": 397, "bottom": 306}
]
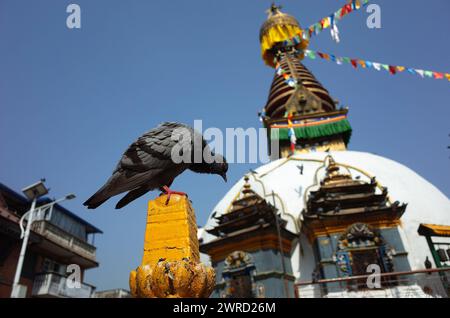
[{"left": 0, "top": 182, "right": 102, "bottom": 234}]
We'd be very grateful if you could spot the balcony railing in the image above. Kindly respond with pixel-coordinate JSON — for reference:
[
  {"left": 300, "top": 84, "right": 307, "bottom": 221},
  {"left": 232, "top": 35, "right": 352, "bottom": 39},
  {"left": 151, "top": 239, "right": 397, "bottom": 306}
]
[
  {"left": 32, "top": 272, "right": 95, "bottom": 298},
  {"left": 294, "top": 268, "right": 450, "bottom": 298},
  {"left": 31, "top": 220, "right": 96, "bottom": 261}
]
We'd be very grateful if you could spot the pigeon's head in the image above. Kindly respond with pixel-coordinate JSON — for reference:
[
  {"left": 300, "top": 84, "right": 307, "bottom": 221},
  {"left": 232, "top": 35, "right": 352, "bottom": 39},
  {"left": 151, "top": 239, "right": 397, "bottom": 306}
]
[
  {"left": 189, "top": 149, "right": 228, "bottom": 182},
  {"left": 208, "top": 154, "right": 228, "bottom": 182}
]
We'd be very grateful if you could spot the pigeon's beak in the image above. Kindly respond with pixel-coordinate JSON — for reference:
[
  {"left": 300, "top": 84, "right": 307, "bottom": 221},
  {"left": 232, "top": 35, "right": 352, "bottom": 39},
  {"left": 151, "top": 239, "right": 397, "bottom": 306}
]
[{"left": 221, "top": 172, "right": 227, "bottom": 182}]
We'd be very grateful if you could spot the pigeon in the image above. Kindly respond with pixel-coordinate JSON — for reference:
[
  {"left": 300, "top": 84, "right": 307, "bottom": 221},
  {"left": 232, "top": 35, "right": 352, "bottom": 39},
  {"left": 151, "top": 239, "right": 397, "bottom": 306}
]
[{"left": 83, "top": 122, "right": 228, "bottom": 209}]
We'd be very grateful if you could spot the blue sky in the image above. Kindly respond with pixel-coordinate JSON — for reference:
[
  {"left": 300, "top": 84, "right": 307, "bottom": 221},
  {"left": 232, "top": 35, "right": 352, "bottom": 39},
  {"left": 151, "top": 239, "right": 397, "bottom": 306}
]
[{"left": 0, "top": 0, "right": 449, "bottom": 291}]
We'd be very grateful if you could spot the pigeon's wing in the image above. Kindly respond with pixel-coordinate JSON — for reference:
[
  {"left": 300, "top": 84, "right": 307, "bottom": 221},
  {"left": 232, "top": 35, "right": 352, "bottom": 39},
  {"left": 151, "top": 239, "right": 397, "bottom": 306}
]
[
  {"left": 111, "top": 122, "right": 193, "bottom": 192},
  {"left": 84, "top": 122, "right": 193, "bottom": 208},
  {"left": 117, "top": 122, "right": 192, "bottom": 170}
]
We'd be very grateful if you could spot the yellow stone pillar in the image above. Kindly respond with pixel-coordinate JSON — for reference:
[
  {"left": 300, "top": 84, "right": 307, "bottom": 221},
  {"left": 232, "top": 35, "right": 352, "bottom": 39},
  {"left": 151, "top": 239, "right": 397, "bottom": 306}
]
[{"left": 129, "top": 194, "right": 215, "bottom": 298}]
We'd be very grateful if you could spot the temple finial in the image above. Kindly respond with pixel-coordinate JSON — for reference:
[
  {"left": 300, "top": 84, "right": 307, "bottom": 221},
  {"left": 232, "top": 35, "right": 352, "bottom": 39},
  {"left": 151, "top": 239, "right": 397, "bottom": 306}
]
[{"left": 266, "top": 3, "right": 283, "bottom": 17}]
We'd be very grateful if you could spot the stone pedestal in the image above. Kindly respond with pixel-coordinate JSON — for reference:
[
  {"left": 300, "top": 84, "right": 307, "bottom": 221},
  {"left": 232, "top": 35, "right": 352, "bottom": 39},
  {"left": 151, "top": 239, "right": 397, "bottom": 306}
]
[{"left": 129, "top": 194, "right": 215, "bottom": 298}]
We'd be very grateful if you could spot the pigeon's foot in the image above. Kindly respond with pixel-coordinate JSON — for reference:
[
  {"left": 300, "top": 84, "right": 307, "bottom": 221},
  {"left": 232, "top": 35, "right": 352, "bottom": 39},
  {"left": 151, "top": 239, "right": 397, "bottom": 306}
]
[{"left": 160, "top": 186, "right": 187, "bottom": 205}]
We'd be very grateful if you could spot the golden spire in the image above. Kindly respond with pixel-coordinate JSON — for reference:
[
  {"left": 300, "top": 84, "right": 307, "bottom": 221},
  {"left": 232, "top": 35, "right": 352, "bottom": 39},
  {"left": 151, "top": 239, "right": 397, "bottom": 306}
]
[
  {"left": 322, "top": 156, "right": 353, "bottom": 186},
  {"left": 259, "top": 4, "right": 308, "bottom": 67},
  {"left": 266, "top": 3, "right": 283, "bottom": 18}
]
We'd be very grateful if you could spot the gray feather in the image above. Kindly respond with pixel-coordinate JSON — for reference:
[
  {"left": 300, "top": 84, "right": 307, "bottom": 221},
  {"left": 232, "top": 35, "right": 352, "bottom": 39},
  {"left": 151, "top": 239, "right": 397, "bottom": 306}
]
[{"left": 83, "top": 122, "right": 211, "bottom": 209}]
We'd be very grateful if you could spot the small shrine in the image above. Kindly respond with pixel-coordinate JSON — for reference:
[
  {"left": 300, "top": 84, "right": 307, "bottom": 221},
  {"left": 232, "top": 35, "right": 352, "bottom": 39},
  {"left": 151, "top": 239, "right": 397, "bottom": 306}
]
[
  {"left": 302, "top": 156, "right": 410, "bottom": 291},
  {"left": 302, "top": 156, "right": 407, "bottom": 239},
  {"left": 200, "top": 176, "right": 297, "bottom": 298}
]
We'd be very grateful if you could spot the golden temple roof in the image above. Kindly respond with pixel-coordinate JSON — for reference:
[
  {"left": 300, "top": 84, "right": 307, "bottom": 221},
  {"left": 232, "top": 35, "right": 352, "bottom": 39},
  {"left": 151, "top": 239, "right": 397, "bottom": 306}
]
[
  {"left": 264, "top": 54, "right": 336, "bottom": 118},
  {"left": 418, "top": 223, "right": 450, "bottom": 237},
  {"left": 259, "top": 4, "right": 301, "bottom": 42}
]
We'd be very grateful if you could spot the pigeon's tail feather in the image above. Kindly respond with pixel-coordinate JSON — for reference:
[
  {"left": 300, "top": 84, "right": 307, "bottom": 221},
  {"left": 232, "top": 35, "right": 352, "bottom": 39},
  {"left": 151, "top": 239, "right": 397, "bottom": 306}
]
[
  {"left": 83, "top": 185, "right": 113, "bottom": 209},
  {"left": 115, "top": 186, "right": 150, "bottom": 209}
]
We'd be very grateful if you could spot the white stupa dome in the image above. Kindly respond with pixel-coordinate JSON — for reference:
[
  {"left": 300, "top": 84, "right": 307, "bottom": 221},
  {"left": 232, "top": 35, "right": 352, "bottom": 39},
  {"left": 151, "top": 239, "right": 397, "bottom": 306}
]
[{"left": 200, "top": 150, "right": 450, "bottom": 283}]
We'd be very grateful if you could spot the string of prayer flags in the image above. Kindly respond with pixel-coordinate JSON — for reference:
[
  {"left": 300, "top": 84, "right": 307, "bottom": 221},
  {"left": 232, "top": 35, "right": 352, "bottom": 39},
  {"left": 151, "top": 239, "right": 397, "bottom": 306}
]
[
  {"left": 304, "top": 49, "right": 450, "bottom": 83},
  {"left": 306, "top": 0, "right": 370, "bottom": 41},
  {"left": 275, "top": 61, "right": 299, "bottom": 88},
  {"left": 330, "top": 21, "right": 340, "bottom": 43}
]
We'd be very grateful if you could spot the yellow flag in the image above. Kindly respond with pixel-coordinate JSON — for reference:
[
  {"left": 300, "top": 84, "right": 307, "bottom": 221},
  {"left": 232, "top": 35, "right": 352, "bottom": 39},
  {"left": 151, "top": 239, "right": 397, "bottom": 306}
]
[{"left": 397, "top": 66, "right": 405, "bottom": 72}]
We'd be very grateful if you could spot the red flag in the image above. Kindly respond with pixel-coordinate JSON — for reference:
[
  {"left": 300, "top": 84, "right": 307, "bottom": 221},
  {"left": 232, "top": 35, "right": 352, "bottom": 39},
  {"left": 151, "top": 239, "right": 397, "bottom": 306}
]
[
  {"left": 345, "top": 4, "right": 352, "bottom": 13},
  {"left": 318, "top": 52, "right": 325, "bottom": 59},
  {"left": 351, "top": 59, "right": 358, "bottom": 68},
  {"left": 434, "top": 72, "right": 444, "bottom": 79},
  {"left": 288, "top": 112, "right": 293, "bottom": 122},
  {"left": 389, "top": 65, "right": 397, "bottom": 75}
]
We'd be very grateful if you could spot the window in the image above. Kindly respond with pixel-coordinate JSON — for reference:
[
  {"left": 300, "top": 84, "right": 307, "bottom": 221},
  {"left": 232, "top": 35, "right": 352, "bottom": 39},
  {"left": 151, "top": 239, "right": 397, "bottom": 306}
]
[
  {"left": 42, "top": 258, "right": 66, "bottom": 275},
  {"left": 228, "top": 274, "right": 253, "bottom": 298},
  {"left": 222, "top": 251, "right": 256, "bottom": 298},
  {"left": 49, "top": 208, "right": 87, "bottom": 241},
  {"left": 22, "top": 251, "right": 38, "bottom": 279},
  {"left": 336, "top": 223, "right": 395, "bottom": 290}
]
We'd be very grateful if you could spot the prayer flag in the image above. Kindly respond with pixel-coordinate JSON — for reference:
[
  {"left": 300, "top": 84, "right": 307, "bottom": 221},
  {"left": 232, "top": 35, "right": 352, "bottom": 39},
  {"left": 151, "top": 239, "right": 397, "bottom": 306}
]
[
  {"left": 389, "top": 65, "right": 397, "bottom": 74},
  {"left": 415, "top": 69, "right": 424, "bottom": 77}
]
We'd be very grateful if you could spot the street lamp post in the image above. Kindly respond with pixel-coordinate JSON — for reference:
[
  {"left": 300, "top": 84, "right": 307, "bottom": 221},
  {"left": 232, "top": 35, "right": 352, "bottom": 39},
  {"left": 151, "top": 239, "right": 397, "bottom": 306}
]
[{"left": 10, "top": 180, "right": 75, "bottom": 298}]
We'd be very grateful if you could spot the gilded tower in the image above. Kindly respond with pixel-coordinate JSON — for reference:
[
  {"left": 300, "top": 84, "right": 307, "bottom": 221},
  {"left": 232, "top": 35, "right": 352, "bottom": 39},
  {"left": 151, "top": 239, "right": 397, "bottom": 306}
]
[{"left": 259, "top": 5, "right": 352, "bottom": 158}]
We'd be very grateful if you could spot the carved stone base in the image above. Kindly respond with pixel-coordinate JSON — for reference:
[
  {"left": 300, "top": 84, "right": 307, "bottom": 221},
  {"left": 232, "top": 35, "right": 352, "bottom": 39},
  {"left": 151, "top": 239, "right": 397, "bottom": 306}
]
[
  {"left": 129, "top": 194, "right": 215, "bottom": 298},
  {"left": 129, "top": 259, "right": 215, "bottom": 298}
]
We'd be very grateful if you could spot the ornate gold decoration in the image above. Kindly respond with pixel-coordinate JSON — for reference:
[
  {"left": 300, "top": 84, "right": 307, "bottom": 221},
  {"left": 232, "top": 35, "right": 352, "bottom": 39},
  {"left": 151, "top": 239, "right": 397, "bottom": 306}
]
[
  {"left": 224, "top": 251, "right": 254, "bottom": 270},
  {"left": 259, "top": 5, "right": 308, "bottom": 67},
  {"left": 260, "top": 4, "right": 301, "bottom": 41},
  {"left": 338, "top": 222, "right": 382, "bottom": 249},
  {"left": 322, "top": 156, "right": 354, "bottom": 186}
]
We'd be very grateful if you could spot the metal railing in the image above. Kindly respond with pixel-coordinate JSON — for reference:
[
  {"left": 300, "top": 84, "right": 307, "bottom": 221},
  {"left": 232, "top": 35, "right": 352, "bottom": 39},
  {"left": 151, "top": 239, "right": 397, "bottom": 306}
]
[
  {"left": 32, "top": 272, "right": 95, "bottom": 298},
  {"left": 31, "top": 220, "right": 96, "bottom": 261},
  {"left": 294, "top": 268, "right": 450, "bottom": 298}
]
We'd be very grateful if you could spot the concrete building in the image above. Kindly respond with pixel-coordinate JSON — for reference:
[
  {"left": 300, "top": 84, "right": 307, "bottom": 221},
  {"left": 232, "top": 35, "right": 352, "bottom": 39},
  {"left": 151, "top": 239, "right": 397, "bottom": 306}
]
[
  {"left": 0, "top": 182, "right": 102, "bottom": 298},
  {"left": 93, "top": 288, "right": 131, "bottom": 298}
]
